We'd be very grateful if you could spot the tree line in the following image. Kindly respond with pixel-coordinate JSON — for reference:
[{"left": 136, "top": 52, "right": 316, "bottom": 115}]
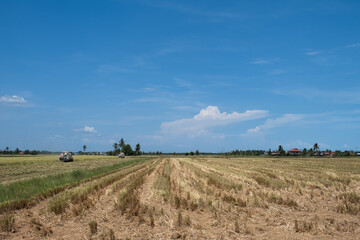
[
  {"left": 106, "top": 138, "right": 141, "bottom": 156},
  {"left": 0, "top": 147, "right": 39, "bottom": 155},
  {"left": 267, "top": 143, "right": 358, "bottom": 157},
  {"left": 222, "top": 143, "right": 359, "bottom": 157},
  {"left": 225, "top": 150, "right": 265, "bottom": 156}
]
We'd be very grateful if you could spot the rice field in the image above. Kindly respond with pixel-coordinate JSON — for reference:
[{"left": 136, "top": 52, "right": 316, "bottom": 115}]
[{"left": 0, "top": 156, "right": 359, "bottom": 239}]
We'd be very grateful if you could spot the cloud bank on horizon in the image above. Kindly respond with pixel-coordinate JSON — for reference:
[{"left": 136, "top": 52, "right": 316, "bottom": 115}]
[{"left": 161, "top": 106, "right": 268, "bottom": 137}]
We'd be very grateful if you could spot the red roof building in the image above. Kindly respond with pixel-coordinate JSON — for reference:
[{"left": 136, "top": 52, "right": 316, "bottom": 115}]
[
  {"left": 324, "top": 152, "right": 335, "bottom": 157},
  {"left": 288, "top": 148, "right": 301, "bottom": 155}
]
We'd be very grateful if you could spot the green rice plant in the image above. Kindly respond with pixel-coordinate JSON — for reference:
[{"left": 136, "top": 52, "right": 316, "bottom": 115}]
[
  {"left": 89, "top": 220, "right": 97, "bottom": 235},
  {"left": 48, "top": 196, "right": 68, "bottom": 215},
  {"left": 0, "top": 214, "right": 15, "bottom": 232},
  {"left": 48, "top": 161, "right": 153, "bottom": 214}
]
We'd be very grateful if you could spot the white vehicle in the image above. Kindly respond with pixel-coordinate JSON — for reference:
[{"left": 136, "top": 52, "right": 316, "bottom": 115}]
[
  {"left": 59, "top": 151, "right": 73, "bottom": 162},
  {"left": 118, "top": 152, "right": 125, "bottom": 158}
]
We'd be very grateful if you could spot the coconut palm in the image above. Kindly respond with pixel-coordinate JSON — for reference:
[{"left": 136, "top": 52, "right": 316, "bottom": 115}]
[
  {"left": 119, "top": 138, "right": 125, "bottom": 149},
  {"left": 113, "top": 143, "right": 118, "bottom": 151},
  {"left": 313, "top": 143, "right": 319, "bottom": 153}
]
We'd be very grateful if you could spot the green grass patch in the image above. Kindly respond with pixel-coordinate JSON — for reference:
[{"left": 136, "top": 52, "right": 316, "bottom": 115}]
[{"left": 0, "top": 157, "right": 149, "bottom": 212}]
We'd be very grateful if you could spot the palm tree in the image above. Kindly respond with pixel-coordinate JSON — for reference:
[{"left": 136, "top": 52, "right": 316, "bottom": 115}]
[
  {"left": 113, "top": 143, "right": 118, "bottom": 151},
  {"left": 119, "top": 138, "right": 125, "bottom": 149},
  {"left": 135, "top": 143, "right": 141, "bottom": 156},
  {"left": 278, "top": 145, "right": 285, "bottom": 155},
  {"left": 313, "top": 143, "right": 319, "bottom": 153},
  {"left": 83, "top": 145, "right": 87, "bottom": 152}
]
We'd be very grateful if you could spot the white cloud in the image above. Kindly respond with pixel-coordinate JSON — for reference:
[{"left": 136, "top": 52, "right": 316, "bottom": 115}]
[
  {"left": 272, "top": 88, "right": 360, "bottom": 104},
  {"left": 346, "top": 43, "right": 360, "bottom": 48},
  {"left": 305, "top": 50, "right": 321, "bottom": 55},
  {"left": 75, "top": 126, "right": 97, "bottom": 133},
  {"left": 247, "top": 126, "right": 261, "bottom": 133},
  {"left": 283, "top": 140, "right": 312, "bottom": 149},
  {"left": 161, "top": 105, "right": 268, "bottom": 137},
  {"left": 47, "top": 134, "right": 65, "bottom": 141},
  {"left": 0, "top": 95, "right": 27, "bottom": 104},
  {"left": 247, "top": 114, "right": 304, "bottom": 133},
  {"left": 250, "top": 58, "right": 270, "bottom": 64}
]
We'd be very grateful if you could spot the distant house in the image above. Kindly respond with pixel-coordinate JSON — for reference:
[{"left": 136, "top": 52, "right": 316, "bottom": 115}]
[
  {"left": 324, "top": 152, "right": 335, "bottom": 157},
  {"left": 288, "top": 148, "right": 301, "bottom": 156}
]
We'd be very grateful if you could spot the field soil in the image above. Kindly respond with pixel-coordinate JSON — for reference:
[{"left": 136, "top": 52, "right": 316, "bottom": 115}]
[{"left": 1, "top": 157, "right": 360, "bottom": 239}]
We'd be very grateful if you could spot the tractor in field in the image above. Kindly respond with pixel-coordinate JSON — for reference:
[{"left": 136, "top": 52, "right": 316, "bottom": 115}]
[
  {"left": 118, "top": 152, "right": 125, "bottom": 158},
  {"left": 59, "top": 151, "right": 73, "bottom": 162}
]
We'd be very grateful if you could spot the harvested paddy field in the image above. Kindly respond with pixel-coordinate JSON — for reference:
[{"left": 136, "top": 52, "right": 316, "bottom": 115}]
[{"left": 1, "top": 156, "right": 360, "bottom": 239}]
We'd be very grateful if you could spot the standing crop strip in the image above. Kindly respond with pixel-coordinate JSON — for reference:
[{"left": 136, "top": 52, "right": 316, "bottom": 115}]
[{"left": 0, "top": 157, "right": 150, "bottom": 213}]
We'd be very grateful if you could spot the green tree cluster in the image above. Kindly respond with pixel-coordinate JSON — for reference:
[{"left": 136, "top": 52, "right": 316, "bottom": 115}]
[{"left": 109, "top": 138, "right": 141, "bottom": 156}]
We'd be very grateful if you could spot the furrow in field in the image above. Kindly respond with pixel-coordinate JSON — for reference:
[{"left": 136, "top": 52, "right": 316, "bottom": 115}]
[
  {"left": 0, "top": 159, "right": 157, "bottom": 240},
  {"left": 1, "top": 157, "right": 360, "bottom": 240},
  {"left": 176, "top": 158, "right": 360, "bottom": 239},
  {"left": 0, "top": 158, "right": 149, "bottom": 213}
]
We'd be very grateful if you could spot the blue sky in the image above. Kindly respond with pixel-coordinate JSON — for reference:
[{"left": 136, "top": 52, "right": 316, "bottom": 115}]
[{"left": 1, "top": 0, "right": 360, "bottom": 152}]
